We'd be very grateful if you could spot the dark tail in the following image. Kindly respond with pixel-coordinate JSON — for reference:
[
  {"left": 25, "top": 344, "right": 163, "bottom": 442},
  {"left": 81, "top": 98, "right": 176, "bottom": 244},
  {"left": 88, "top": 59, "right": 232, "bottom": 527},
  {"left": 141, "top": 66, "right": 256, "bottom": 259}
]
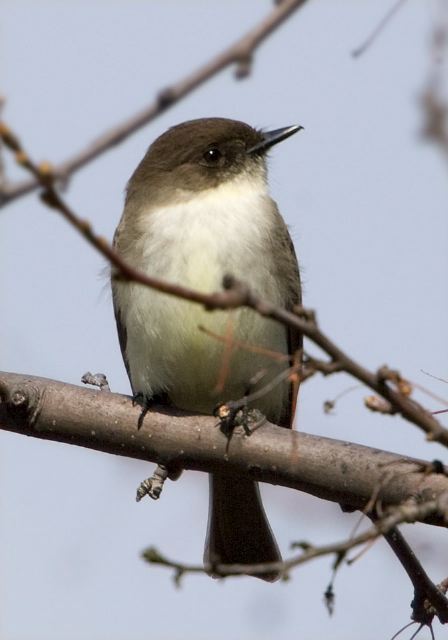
[{"left": 204, "top": 473, "right": 282, "bottom": 582}]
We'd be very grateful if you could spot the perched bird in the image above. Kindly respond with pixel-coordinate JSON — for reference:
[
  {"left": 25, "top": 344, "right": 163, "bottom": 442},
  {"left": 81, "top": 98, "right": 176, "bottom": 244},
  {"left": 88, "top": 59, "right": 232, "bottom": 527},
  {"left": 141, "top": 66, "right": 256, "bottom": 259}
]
[{"left": 112, "top": 117, "right": 302, "bottom": 580}]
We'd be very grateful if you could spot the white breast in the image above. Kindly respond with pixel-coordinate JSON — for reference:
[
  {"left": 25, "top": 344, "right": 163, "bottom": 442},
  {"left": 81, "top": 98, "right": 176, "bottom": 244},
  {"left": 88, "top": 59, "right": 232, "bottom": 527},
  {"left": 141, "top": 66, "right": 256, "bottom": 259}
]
[{"left": 115, "top": 174, "right": 290, "bottom": 421}]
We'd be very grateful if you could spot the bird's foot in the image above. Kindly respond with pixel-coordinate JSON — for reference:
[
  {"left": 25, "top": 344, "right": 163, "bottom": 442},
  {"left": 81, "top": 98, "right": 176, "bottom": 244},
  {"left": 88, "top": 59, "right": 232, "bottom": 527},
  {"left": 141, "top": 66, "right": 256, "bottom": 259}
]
[
  {"left": 132, "top": 392, "right": 170, "bottom": 429},
  {"left": 136, "top": 462, "right": 182, "bottom": 502},
  {"left": 214, "top": 400, "right": 266, "bottom": 438},
  {"left": 136, "top": 464, "right": 169, "bottom": 501},
  {"left": 131, "top": 393, "right": 152, "bottom": 430}
]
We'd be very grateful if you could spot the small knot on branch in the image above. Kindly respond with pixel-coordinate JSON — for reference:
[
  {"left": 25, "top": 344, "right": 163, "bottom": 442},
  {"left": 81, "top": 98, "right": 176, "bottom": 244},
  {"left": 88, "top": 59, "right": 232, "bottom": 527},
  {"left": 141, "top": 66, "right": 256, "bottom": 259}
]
[
  {"left": 364, "top": 395, "right": 395, "bottom": 415},
  {"left": 377, "top": 365, "right": 413, "bottom": 396},
  {"left": 4, "top": 383, "right": 41, "bottom": 425},
  {"left": 11, "top": 388, "right": 28, "bottom": 407},
  {"left": 15, "top": 150, "right": 29, "bottom": 167},
  {"left": 37, "top": 161, "right": 55, "bottom": 187},
  {"left": 303, "top": 354, "right": 343, "bottom": 379},
  {"left": 202, "top": 274, "right": 251, "bottom": 311},
  {"left": 157, "top": 88, "right": 176, "bottom": 110},
  {"left": 40, "top": 190, "right": 59, "bottom": 209},
  {"left": 0, "top": 121, "right": 21, "bottom": 152},
  {"left": 234, "top": 54, "right": 253, "bottom": 79},
  {"left": 221, "top": 274, "right": 261, "bottom": 307},
  {"left": 293, "top": 304, "right": 317, "bottom": 325}
]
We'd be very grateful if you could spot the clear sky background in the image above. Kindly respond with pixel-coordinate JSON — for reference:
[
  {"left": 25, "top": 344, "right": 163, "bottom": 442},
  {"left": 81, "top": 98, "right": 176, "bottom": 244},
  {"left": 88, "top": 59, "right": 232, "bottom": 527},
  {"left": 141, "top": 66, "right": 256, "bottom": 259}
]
[{"left": 1, "top": 1, "right": 447, "bottom": 639}]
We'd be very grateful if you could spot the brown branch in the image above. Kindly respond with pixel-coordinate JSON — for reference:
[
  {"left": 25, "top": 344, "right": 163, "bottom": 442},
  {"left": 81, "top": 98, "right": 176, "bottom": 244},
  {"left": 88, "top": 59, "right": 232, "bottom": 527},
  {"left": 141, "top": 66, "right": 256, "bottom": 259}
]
[
  {"left": 2, "top": 370, "right": 448, "bottom": 621},
  {"left": 351, "top": 0, "right": 410, "bottom": 58},
  {"left": 198, "top": 324, "right": 290, "bottom": 363},
  {"left": 421, "top": 17, "right": 448, "bottom": 165},
  {"left": 323, "top": 384, "right": 362, "bottom": 414},
  {"left": 302, "top": 353, "right": 344, "bottom": 381},
  {"left": 1, "top": 123, "right": 447, "bottom": 449},
  {"left": 0, "top": 95, "right": 5, "bottom": 187},
  {"left": 380, "top": 523, "right": 448, "bottom": 625},
  {"left": 413, "top": 379, "right": 448, "bottom": 409},
  {"left": 1, "top": 371, "right": 448, "bottom": 525},
  {"left": 142, "top": 501, "right": 447, "bottom": 575},
  {"left": 143, "top": 503, "right": 448, "bottom": 624},
  {"left": 0, "top": 0, "right": 309, "bottom": 207},
  {"left": 140, "top": 511, "right": 427, "bottom": 581}
]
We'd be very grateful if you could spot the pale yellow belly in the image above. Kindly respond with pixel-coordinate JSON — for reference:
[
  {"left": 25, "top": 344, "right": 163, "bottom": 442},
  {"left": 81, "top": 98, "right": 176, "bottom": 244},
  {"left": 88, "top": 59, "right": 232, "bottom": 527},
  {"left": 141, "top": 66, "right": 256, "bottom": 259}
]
[
  {"left": 115, "top": 179, "right": 291, "bottom": 423},
  {"left": 122, "top": 284, "right": 289, "bottom": 423}
]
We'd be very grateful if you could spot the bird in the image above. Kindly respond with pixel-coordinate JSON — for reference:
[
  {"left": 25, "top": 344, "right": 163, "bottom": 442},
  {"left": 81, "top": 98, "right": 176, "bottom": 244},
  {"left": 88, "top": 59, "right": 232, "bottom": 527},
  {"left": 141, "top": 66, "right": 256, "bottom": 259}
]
[{"left": 112, "top": 117, "right": 302, "bottom": 580}]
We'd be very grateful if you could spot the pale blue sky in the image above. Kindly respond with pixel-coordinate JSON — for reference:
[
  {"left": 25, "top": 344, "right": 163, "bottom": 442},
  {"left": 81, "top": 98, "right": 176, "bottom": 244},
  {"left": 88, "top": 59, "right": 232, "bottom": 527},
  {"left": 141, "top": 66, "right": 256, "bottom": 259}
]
[{"left": 1, "top": 2, "right": 447, "bottom": 639}]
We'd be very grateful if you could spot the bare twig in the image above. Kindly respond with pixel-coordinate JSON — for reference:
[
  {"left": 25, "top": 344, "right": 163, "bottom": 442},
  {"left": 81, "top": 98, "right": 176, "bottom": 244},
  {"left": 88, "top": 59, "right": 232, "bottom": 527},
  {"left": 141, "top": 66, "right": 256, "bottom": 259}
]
[
  {"left": 198, "top": 324, "right": 290, "bottom": 363},
  {"left": 323, "top": 384, "right": 362, "bottom": 414},
  {"left": 390, "top": 621, "right": 419, "bottom": 640},
  {"left": 372, "top": 518, "right": 448, "bottom": 625},
  {"left": 142, "top": 499, "right": 448, "bottom": 592},
  {"left": 0, "top": 95, "right": 5, "bottom": 187},
  {"left": 211, "top": 316, "right": 236, "bottom": 394},
  {"left": 421, "top": 370, "right": 448, "bottom": 386},
  {"left": 421, "top": 16, "right": 448, "bottom": 164},
  {"left": 142, "top": 504, "right": 448, "bottom": 625},
  {"left": 352, "top": 0, "right": 410, "bottom": 58},
  {"left": 302, "top": 354, "right": 344, "bottom": 382},
  {"left": 410, "top": 381, "right": 448, "bottom": 413},
  {"left": 0, "top": 0, "right": 309, "bottom": 207}
]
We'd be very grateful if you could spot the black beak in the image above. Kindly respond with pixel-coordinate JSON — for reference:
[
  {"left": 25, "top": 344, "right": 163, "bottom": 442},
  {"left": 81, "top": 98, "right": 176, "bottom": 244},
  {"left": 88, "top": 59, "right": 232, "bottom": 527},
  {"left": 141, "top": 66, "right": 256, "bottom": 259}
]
[{"left": 247, "top": 124, "right": 303, "bottom": 155}]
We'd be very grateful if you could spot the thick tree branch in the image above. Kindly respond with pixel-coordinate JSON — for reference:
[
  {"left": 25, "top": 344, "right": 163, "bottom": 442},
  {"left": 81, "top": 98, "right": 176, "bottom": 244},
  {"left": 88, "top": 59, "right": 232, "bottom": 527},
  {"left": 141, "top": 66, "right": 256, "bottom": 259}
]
[
  {"left": 2, "top": 371, "right": 448, "bottom": 623},
  {"left": 1, "top": 371, "right": 448, "bottom": 526},
  {"left": 0, "top": 0, "right": 309, "bottom": 207}
]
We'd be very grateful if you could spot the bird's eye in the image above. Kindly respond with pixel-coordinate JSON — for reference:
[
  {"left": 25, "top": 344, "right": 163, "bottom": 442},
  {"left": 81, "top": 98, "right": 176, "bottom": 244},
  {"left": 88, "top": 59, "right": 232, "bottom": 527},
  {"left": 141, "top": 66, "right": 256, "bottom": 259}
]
[{"left": 203, "top": 147, "right": 222, "bottom": 164}]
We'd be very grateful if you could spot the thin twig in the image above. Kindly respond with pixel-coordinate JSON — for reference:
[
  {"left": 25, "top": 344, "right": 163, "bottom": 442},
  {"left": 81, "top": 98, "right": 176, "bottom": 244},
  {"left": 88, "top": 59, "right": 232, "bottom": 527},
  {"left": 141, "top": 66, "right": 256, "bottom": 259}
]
[
  {"left": 390, "top": 621, "right": 419, "bottom": 640},
  {"left": 144, "top": 503, "right": 448, "bottom": 623},
  {"left": 199, "top": 324, "right": 290, "bottom": 363},
  {"left": 372, "top": 517, "right": 448, "bottom": 625},
  {"left": 421, "top": 17, "right": 448, "bottom": 165},
  {"left": 212, "top": 316, "right": 237, "bottom": 395},
  {"left": 421, "top": 370, "right": 448, "bottom": 386},
  {"left": 323, "top": 384, "right": 362, "bottom": 414},
  {"left": 142, "top": 496, "right": 448, "bottom": 586},
  {"left": 412, "top": 381, "right": 448, "bottom": 410},
  {"left": 352, "top": 0, "right": 409, "bottom": 58},
  {"left": 0, "top": 95, "right": 5, "bottom": 187}
]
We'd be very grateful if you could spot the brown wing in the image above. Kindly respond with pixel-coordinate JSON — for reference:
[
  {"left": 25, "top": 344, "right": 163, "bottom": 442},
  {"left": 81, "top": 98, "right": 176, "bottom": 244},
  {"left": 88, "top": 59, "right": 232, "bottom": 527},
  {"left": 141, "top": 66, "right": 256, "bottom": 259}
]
[
  {"left": 276, "top": 220, "right": 302, "bottom": 429},
  {"left": 111, "top": 225, "right": 134, "bottom": 394},
  {"left": 112, "top": 285, "right": 134, "bottom": 392}
]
